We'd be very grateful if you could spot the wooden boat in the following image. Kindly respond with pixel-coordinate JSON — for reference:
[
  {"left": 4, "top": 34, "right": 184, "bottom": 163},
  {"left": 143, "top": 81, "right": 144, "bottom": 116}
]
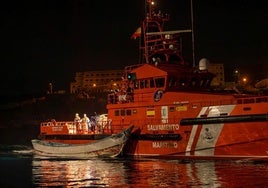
[
  {"left": 37, "top": 0, "right": 268, "bottom": 160},
  {"left": 32, "top": 125, "right": 133, "bottom": 157}
]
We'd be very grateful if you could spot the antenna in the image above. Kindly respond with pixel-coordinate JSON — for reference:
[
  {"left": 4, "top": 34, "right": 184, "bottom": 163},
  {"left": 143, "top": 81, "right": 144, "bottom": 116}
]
[
  {"left": 190, "top": 0, "right": 196, "bottom": 67},
  {"left": 147, "top": 0, "right": 154, "bottom": 18}
]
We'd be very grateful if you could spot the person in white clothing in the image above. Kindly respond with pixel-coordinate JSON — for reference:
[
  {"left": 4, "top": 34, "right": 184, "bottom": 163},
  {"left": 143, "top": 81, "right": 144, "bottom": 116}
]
[{"left": 82, "top": 113, "right": 90, "bottom": 133}]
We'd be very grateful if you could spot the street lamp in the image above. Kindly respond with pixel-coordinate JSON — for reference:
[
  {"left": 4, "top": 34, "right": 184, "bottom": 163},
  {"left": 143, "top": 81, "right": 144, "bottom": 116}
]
[
  {"left": 234, "top": 70, "right": 240, "bottom": 84},
  {"left": 242, "top": 77, "right": 248, "bottom": 85}
]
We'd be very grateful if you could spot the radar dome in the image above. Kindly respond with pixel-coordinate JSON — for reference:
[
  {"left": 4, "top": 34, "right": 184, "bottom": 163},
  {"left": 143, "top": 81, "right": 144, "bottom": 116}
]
[{"left": 199, "top": 58, "right": 209, "bottom": 71}]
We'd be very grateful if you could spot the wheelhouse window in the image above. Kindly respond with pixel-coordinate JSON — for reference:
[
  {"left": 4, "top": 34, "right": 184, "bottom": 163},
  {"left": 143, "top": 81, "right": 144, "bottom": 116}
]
[
  {"left": 256, "top": 97, "right": 268, "bottom": 103},
  {"left": 120, "top": 109, "right": 125, "bottom": 116},
  {"left": 134, "top": 77, "right": 165, "bottom": 90},
  {"left": 126, "top": 109, "right": 132, "bottom": 116},
  {"left": 169, "top": 106, "right": 175, "bottom": 112},
  {"left": 244, "top": 98, "right": 255, "bottom": 104},
  {"left": 114, "top": 110, "right": 119, "bottom": 116},
  {"left": 140, "top": 80, "right": 145, "bottom": 89},
  {"left": 115, "top": 109, "right": 133, "bottom": 116},
  {"left": 134, "top": 81, "right": 139, "bottom": 89},
  {"left": 150, "top": 78, "right": 155, "bottom": 87},
  {"left": 168, "top": 76, "right": 177, "bottom": 87},
  {"left": 155, "top": 77, "right": 165, "bottom": 88}
]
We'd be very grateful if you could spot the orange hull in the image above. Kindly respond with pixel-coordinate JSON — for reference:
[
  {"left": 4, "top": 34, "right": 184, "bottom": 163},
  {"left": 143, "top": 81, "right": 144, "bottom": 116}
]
[
  {"left": 124, "top": 121, "right": 268, "bottom": 159},
  {"left": 112, "top": 97, "right": 268, "bottom": 159}
]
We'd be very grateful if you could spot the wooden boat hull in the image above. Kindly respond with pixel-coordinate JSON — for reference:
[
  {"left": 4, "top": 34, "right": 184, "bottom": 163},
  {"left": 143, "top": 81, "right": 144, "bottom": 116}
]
[
  {"left": 32, "top": 125, "right": 133, "bottom": 158},
  {"left": 38, "top": 134, "right": 110, "bottom": 145}
]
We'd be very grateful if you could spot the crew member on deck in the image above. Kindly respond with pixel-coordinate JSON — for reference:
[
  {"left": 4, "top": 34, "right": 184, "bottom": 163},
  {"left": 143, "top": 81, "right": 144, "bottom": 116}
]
[
  {"left": 74, "top": 113, "right": 81, "bottom": 133},
  {"left": 74, "top": 113, "right": 81, "bottom": 122},
  {"left": 82, "top": 113, "right": 90, "bottom": 133}
]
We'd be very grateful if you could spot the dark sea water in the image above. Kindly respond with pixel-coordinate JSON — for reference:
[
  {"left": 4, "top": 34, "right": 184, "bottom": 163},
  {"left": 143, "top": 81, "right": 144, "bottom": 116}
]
[{"left": 1, "top": 126, "right": 268, "bottom": 187}]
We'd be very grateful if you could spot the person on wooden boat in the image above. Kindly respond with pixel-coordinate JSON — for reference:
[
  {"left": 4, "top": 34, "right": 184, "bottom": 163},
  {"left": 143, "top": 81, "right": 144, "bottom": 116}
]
[
  {"left": 82, "top": 113, "right": 90, "bottom": 133},
  {"left": 74, "top": 113, "right": 82, "bottom": 133},
  {"left": 51, "top": 119, "right": 57, "bottom": 126},
  {"left": 89, "top": 115, "right": 96, "bottom": 133},
  {"left": 96, "top": 114, "right": 108, "bottom": 133}
]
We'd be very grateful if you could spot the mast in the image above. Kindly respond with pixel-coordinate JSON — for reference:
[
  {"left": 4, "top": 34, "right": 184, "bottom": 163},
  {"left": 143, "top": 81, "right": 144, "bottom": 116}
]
[
  {"left": 190, "top": 0, "right": 196, "bottom": 67},
  {"left": 138, "top": 0, "right": 189, "bottom": 66},
  {"left": 143, "top": 0, "right": 155, "bottom": 64},
  {"left": 147, "top": 0, "right": 153, "bottom": 18}
]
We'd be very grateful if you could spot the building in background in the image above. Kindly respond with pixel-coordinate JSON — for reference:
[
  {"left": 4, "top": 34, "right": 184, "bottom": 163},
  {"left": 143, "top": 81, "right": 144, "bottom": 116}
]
[
  {"left": 70, "top": 70, "right": 123, "bottom": 98},
  {"left": 197, "top": 58, "right": 225, "bottom": 87},
  {"left": 208, "top": 63, "right": 225, "bottom": 87},
  {"left": 70, "top": 63, "right": 225, "bottom": 98}
]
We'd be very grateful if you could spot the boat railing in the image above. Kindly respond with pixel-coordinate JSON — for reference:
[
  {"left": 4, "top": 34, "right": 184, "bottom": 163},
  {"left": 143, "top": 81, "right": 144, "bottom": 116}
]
[
  {"left": 107, "top": 90, "right": 268, "bottom": 107},
  {"left": 145, "top": 34, "right": 181, "bottom": 52},
  {"left": 40, "top": 120, "right": 123, "bottom": 135},
  {"left": 146, "top": 12, "right": 170, "bottom": 22},
  {"left": 41, "top": 121, "right": 75, "bottom": 127},
  {"left": 197, "top": 99, "right": 237, "bottom": 107},
  {"left": 107, "top": 91, "right": 134, "bottom": 104},
  {"left": 198, "top": 96, "right": 268, "bottom": 107}
]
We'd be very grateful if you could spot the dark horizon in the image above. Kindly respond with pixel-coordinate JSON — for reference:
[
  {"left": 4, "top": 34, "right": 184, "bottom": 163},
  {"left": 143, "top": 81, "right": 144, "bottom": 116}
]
[{"left": 1, "top": 0, "right": 268, "bottom": 96}]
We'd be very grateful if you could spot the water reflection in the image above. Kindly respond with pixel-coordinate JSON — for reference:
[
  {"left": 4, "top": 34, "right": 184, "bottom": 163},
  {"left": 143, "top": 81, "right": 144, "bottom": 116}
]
[
  {"left": 32, "top": 157, "right": 127, "bottom": 187},
  {"left": 32, "top": 157, "right": 222, "bottom": 187},
  {"left": 124, "top": 159, "right": 223, "bottom": 187},
  {"left": 185, "top": 161, "right": 221, "bottom": 187},
  {"left": 31, "top": 156, "right": 268, "bottom": 187}
]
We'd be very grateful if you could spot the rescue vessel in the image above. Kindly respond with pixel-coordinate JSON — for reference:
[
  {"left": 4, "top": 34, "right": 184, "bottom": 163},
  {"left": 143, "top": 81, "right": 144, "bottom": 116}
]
[{"left": 37, "top": 0, "right": 268, "bottom": 159}]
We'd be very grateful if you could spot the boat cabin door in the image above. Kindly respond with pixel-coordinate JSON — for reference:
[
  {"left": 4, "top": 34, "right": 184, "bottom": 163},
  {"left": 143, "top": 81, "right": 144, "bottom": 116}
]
[{"left": 161, "top": 106, "right": 168, "bottom": 123}]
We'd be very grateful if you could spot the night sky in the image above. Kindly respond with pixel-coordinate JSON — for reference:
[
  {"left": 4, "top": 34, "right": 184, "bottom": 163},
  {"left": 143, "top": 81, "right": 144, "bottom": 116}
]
[{"left": 1, "top": 0, "right": 268, "bottom": 97}]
